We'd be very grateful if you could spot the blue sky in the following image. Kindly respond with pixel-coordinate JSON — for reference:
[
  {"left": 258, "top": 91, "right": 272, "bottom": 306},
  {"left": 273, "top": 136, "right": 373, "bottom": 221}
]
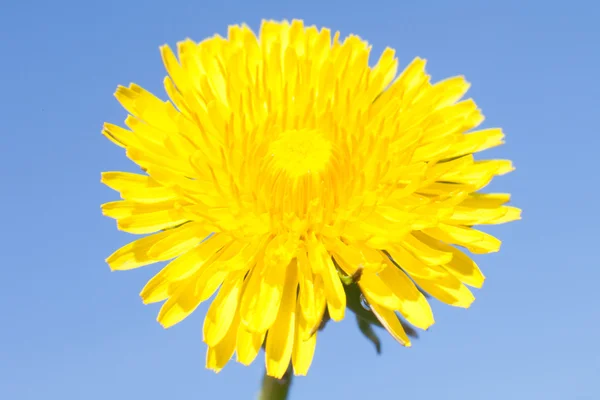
[{"left": 1, "top": 0, "right": 599, "bottom": 399}]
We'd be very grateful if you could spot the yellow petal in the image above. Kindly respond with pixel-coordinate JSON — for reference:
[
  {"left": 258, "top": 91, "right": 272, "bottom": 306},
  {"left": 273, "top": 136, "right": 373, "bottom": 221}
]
[
  {"left": 326, "top": 238, "right": 360, "bottom": 275},
  {"left": 156, "top": 279, "right": 202, "bottom": 328},
  {"left": 118, "top": 210, "right": 188, "bottom": 235},
  {"left": 401, "top": 233, "right": 453, "bottom": 265},
  {"left": 440, "top": 160, "right": 513, "bottom": 188},
  {"left": 196, "top": 264, "right": 232, "bottom": 303},
  {"left": 101, "top": 171, "right": 178, "bottom": 203},
  {"left": 236, "top": 326, "right": 265, "bottom": 366},
  {"left": 106, "top": 227, "right": 186, "bottom": 270},
  {"left": 366, "top": 298, "right": 411, "bottom": 347},
  {"left": 420, "top": 75, "right": 471, "bottom": 110},
  {"left": 427, "top": 154, "right": 475, "bottom": 181},
  {"left": 303, "top": 274, "right": 327, "bottom": 339},
  {"left": 101, "top": 200, "right": 159, "bottom": 220},
  {"left": 307, "top": 237, "right": 345, "bottom": 321},
  {"left": 140, "top": 234, "right": 230, "bottom": 304},
  {"left": 292, "top": 303, "right": 317, "bottom": 376},
  {"left": 378, "top": 259, "right": 435, "bottom": 330},
  {"left": 446, "top": 206, "right": 518, "bottom": 225},
  {"left": 239, "top": 235, "right": 297, "bottom": 333},
  {"left": 386, "top": 244, "right": 449, "bottom": 280},
  {"left": 147, "top": 222, "right": 210, "bottom": 260},
  {"left": 102, "top": 122, "right": 135, "bottom": 148},
  {"left": 240, "top": 264, "right": 278, "bottom": 331},
  {"left": 157, "top": 260, "right": 229, "bottom": 328},
  {"left": 126, "top": 147, "right": 195, "bottom": 178},
  {"left": 410, "top": 270, "right": 475, "bottom": 308},
  {"left": 160, "top": 44, "right": 188, "bottom": 96},
  {"left": 391, "top": 57, "right": 429, "bottom": 107},
  {"left": 213, "top": 237, "right": 267, "bottom": 272},
  {"left": 358, "top": 271, "right": 402, "bottom": 310},
  {"left": 387, "top": 245, "right": 475, "bottom": 307},
  {"left": 423, "top": 224, "right": 501, "bottom": 254},
  {"left": 418, "top": 100, "right": 483, "bottom": 145},
  {"left": 417, "top": 181, "right": 473, "bottom": 198},
  {"left": 412, "top": 135, "right": 457, "bottom": 164},
  {"left": 101, "top": 200, "right": 188, "bottom": 235},
  {"left": 206, "top": 313, "right": 239, "bottom": 373},
  {"left": 144, "top": 163, "right": 208, "bottom": 195},
  {"left": 445, "top": 250, "right": 485, "bottom": 288},
  {"left": 443, "top": 128, "right": 505, "bottom": 158},
  {"left": 114, "top": 84, "right": 179, "bottom": 133},
  {"left": 415, "top": 232, "right": 485, "bottom": 288},
  {"left": 239, "top": 259, "right": 279, "bottom": 333},
  {"left": 487, "top": 206, "right": 521, "bottom": 224},
  {"left": 163, "top": 76, "right": 193, "bottom": 119},
  {"left": 203, "top": 271, "right": 245, "bottom": 347},
  {"left": 296, "top": 252, "right": 316, "bottom": 323},
  {"left": 265, "top": 260, "right": 298, "bottom": 378},
  {"left": 370, "top": 47, "right": 398, "bottom": 98},
  {"left": 460, "top": 193, "right": 511, "bottom": 208},
  {"left": 340, "top": 214, "right": 411, "bottom": 248},
  {"left": 326, "top": 237, "right": 384, "bottom": 274}
]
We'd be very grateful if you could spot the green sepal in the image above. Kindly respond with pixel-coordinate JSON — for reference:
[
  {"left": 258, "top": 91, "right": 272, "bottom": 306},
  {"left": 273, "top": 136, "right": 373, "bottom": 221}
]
[{"left": 356, "top": 315, "right": 382, "bottom": 354}]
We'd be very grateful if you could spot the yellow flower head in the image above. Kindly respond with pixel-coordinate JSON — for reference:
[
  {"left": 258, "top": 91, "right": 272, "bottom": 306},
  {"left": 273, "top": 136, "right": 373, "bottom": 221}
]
[{"left": 102, "top": 19, "right": 520, "bottom": 378}]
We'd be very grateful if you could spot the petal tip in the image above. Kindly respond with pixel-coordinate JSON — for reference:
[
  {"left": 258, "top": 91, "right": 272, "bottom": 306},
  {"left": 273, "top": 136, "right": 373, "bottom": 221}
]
[{"left": 457, "top": 297, "right": 476, "bottom": 309}]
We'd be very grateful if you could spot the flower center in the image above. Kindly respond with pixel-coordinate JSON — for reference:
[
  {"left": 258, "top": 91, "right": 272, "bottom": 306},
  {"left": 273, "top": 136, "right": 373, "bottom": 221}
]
[{"left": 268, "top": 130, "right": 332, "bottom": 178}]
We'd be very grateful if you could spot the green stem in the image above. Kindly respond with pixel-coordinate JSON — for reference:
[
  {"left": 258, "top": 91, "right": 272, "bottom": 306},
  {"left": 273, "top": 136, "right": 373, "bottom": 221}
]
[{"left": 258, "top": 366, "right": 293, "bottom": 400}]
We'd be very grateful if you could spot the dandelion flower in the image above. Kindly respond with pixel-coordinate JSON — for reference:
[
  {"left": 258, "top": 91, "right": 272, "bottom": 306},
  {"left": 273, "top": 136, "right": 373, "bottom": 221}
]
[{"left": 102, "top": 19, "right": 520, "bottom": 378}]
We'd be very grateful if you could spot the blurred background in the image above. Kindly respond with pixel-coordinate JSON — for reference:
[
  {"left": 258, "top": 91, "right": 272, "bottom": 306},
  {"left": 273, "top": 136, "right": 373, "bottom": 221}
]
[{"left": 1, "top": 0, "right": 598, "bottom": 399}]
